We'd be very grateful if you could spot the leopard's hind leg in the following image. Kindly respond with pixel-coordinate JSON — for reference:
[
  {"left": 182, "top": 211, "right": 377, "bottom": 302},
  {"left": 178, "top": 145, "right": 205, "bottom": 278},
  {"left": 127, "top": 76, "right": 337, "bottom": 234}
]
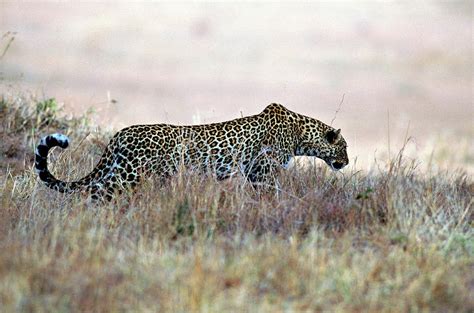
[{"left": 88, "top": 153, "right": 145, "bottom": 200}]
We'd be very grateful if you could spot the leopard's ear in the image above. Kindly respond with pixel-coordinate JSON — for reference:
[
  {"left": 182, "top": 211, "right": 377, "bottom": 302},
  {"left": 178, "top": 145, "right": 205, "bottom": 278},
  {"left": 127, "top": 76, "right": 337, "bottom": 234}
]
[{"left": 326, "top": 128, "right": 341, "bottom": 144}]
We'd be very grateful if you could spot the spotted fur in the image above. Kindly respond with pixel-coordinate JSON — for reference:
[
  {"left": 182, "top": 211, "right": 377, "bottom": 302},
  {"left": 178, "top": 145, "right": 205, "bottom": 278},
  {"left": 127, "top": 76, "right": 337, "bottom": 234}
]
[{"left": 35, "top": 103, "right": 348, "bottom": 199}]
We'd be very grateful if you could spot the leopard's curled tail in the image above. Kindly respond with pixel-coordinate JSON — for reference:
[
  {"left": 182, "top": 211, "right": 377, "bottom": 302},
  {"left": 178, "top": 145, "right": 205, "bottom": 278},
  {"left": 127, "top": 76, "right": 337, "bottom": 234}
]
[
  {"left": 34, "top": 133, "right": 78, "bottom": 193},
  {"left": 35, "top": 133, "right": 122, "bottom": 199},
  {"left": 35, "top": 133, "right": 107, "bottom": 195}
]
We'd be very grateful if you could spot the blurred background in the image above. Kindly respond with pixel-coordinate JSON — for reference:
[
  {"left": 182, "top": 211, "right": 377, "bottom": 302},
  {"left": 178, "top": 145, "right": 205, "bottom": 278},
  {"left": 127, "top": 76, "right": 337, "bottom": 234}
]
[{"left": 1, "top": 1, "right": 472, "bottom": 171}]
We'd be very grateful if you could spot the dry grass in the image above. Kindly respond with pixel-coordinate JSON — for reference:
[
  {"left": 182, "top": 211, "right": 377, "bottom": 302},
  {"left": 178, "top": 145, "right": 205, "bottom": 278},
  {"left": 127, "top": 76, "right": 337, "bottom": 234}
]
[{"left": 1, "top": 93, "right": 473, "bottom": 312}]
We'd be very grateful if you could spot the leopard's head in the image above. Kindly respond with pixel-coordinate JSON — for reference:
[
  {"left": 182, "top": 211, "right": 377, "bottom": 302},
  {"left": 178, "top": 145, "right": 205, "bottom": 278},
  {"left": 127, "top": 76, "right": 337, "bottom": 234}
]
[{"left": 296, "top": 119, "right": 349, "bottom": 170}]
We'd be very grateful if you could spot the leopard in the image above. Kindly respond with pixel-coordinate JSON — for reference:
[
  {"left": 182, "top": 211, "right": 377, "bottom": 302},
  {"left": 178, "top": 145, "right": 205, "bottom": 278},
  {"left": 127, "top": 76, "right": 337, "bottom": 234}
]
[{"left": 35, "top": 103, "right": 348, "bottom": 199}]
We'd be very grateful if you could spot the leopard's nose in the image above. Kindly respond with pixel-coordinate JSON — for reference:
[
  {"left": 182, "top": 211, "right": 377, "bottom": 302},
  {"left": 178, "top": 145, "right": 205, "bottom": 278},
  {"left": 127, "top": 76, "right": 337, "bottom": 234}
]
[{"left": 332, "top": 161, "right": 345, "bottom": 170}]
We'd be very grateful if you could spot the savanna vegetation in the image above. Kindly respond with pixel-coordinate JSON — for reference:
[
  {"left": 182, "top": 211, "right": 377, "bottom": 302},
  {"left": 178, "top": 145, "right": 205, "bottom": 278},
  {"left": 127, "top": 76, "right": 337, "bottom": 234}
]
[{"left": 0, "top": 93, "right": 472, "bottom": 312}]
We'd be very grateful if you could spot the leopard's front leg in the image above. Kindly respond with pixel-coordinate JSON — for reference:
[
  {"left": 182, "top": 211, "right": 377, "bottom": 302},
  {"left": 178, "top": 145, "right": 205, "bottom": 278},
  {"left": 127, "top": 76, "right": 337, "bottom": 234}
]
[{"left": 245, "top": 147, "right": 292, "bottom": 188}]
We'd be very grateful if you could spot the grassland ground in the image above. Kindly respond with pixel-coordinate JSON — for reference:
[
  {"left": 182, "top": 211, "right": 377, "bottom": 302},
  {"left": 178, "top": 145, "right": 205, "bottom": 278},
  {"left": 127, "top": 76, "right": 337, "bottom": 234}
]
[{"left": 0, "top": 93, "right": 473, "bottom": 312}]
